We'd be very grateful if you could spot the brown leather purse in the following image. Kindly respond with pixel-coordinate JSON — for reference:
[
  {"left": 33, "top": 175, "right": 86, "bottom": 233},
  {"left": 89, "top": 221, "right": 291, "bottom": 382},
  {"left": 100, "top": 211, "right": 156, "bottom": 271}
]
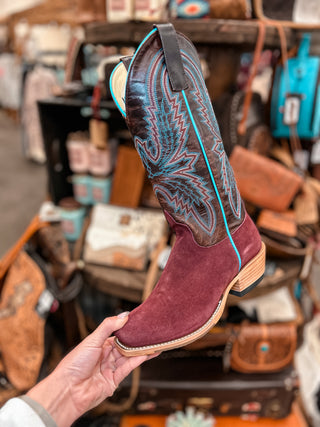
[
  {"left": 257, "top": 209, "right": 297, "bottom": 237},
  {"left": 229, "top": 146, "right": 303, "bottom": 212},
  {"left": 209, "top": 0, "right": 251, "bottom": 19},
  {"left": 230, "top": 322, "right": 297, "bottom": 373},
  {"left": 0, "top": 216, "right": 49, "bottom": 396}
]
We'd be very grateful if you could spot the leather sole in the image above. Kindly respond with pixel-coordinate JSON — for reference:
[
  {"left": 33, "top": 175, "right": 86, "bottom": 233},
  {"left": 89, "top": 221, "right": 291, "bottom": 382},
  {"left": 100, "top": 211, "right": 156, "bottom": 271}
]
[{"left": 115, "top": 242, "right": 266, "bottom": 356}]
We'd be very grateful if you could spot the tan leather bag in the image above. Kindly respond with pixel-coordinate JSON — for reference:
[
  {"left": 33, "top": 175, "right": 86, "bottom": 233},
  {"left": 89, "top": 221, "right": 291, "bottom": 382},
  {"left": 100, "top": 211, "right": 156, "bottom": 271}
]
[
  {"left": 0, "top": 216, "right": 48, "bottom": 393},
  {"left": 0, "top": 251, "right": 47, "bottom": 391},
  {"left": 209, "top": 0, "right": 251, "bottom": 19},
  {"left": 230, "top": 322, "right": 297, "bottom": 373}
]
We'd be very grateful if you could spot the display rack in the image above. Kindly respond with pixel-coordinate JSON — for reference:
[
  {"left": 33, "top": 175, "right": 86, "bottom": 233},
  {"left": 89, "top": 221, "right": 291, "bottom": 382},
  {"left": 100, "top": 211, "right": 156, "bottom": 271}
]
[{"left": 85, "top": 19, "right": 296, "bottom": 48}]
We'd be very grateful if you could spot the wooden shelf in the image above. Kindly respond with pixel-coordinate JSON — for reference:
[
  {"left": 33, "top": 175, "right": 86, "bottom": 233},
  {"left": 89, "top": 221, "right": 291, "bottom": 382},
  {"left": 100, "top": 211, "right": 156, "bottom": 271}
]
[{"left": 85, "top": 19, "right": 296, "bottom": 49}]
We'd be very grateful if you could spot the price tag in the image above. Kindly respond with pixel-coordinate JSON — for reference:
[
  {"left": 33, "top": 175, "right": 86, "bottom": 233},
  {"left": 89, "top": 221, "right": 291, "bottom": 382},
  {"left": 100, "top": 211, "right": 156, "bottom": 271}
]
[
  {"left": 311, "top": 139, "right": 320, "bottom": 164},
  {"left": 283, "top": 95, "right": 301, "bottom": 125}
]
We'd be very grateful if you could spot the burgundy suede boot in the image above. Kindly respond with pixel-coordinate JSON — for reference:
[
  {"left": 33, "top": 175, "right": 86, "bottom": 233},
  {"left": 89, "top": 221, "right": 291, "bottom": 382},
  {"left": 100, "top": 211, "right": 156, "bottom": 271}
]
[{"left": 110, "top": 24, "right": 265, "bottom": 356}]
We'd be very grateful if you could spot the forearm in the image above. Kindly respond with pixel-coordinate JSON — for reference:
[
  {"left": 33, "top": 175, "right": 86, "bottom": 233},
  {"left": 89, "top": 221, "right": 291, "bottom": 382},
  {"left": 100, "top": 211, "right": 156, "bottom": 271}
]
[{"left": 27, "top": 372, "right": 80, "bottom": 427}]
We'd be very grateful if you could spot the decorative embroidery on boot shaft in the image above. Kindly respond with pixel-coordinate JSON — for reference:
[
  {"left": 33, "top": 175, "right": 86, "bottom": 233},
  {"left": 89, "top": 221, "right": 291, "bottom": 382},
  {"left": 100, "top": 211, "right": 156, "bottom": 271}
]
[
  {"left": 180, "top": 50, "right": 241, "bottom": 220},
  {"left": 134, "top": 49, "right": 217, "bottom": 236},
  {"left": 134, "top": 46, "right": 241, "bottom": 241}
]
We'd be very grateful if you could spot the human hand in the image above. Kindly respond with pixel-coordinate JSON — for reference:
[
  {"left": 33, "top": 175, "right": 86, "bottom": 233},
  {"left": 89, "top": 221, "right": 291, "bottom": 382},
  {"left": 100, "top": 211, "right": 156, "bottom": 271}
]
[{"left": 27, "top": 313, "right": 156, "bottom": 427}]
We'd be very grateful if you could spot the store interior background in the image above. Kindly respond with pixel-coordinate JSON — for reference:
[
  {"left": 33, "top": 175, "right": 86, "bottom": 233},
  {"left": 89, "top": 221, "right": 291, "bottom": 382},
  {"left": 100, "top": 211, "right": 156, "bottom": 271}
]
[{"left": 0, "top": 111, "right": 46, "bottom": 256}]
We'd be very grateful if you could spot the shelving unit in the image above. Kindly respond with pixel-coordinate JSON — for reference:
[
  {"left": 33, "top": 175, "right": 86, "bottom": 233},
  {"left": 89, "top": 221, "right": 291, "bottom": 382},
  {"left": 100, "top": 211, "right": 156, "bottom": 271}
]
[{"left": 85, "top": 19, "right": 296, "bottom": 48}]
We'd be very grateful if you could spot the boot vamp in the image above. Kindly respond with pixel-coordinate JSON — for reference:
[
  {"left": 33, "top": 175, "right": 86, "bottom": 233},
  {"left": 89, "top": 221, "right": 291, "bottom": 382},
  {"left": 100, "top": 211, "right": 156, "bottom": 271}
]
[{"left": 114, "top": 219, "right": 239, "bottom": 349}]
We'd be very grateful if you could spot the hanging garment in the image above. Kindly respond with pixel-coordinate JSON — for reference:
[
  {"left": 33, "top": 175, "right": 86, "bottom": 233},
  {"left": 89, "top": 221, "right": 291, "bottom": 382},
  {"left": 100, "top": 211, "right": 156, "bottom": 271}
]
[{"left": 22, "top": 66, "right": 58, "bottom": 163}]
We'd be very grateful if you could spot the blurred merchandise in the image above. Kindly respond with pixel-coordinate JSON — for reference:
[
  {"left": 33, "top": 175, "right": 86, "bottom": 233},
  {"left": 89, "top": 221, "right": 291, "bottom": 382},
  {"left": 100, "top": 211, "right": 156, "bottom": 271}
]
[
  {"left": 58, "top": 197, "right": 86, "bottom": 241},
  {"left": 83, "top": 204, "right": 166, "bottom": 270},
  {"left": 0, "top": 54, "right": 22, "bottom": 110},
  {"left": 91, "top": 176, "right": 113, "bottom": 204},
  {"left": 88, "top": 144, "right": 112, "bottom": 176},
  {"left": 71, "top": 174, "right": 92, "bottom": 205},
  {"left": 22, "top": 65, "right": 58, "bottom": 163},
  {"left": 67, "top": 132, "right": 90, "bottom": 174},
  {"left": 170, "top": 0, "right": 210, "bottom": 19}
]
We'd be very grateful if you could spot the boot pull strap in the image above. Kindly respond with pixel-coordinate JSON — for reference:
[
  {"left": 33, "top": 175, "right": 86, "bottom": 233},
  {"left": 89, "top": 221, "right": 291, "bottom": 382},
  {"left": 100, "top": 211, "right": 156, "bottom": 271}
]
[{"left": 154, "top": 23, "right": 188, "bottom": 92}]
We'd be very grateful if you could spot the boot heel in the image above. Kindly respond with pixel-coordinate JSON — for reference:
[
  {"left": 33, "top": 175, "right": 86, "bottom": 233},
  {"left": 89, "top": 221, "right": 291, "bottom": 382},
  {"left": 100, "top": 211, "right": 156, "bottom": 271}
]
[{"left": 229, "top": 243, "right": 266, "bottom": 297}]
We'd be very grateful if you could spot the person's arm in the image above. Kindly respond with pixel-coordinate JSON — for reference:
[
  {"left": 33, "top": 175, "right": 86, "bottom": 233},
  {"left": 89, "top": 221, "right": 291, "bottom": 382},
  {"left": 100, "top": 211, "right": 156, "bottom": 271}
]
[
  {"left": 0, "top": 395, "right": 54, "bottom": 427},
  {"left": 0, "top": 313, "right": 156, "bottom": 427}
]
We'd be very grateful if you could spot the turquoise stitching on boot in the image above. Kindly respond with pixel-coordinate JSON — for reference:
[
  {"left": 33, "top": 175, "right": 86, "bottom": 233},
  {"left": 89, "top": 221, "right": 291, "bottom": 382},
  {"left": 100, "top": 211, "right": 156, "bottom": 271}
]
[{"left": 181, "top": 89, "right": 242, "bottom": 271}]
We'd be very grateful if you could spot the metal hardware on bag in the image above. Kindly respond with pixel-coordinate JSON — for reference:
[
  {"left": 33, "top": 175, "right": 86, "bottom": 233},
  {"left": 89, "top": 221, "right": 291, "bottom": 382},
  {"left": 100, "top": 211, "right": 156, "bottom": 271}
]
[
  {"left": 35, "top": 289, "right": 57, "bottom": 318},
  {"left": 0, "top": 374, "right": 11, "bottom": 390}
]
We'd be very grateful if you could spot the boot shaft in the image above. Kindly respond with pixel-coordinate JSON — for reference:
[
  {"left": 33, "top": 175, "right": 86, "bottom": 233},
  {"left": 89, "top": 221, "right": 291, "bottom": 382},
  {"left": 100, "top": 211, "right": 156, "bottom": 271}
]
[{"left": 113, "top": 25, "right": 244, "bottom": 248}]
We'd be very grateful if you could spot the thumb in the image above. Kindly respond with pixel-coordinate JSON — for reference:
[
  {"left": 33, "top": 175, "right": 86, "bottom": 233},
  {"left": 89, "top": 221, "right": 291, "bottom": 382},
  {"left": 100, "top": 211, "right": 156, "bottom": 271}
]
[{"left": 84, "top": 313, "right": 130, "bottom": 348}]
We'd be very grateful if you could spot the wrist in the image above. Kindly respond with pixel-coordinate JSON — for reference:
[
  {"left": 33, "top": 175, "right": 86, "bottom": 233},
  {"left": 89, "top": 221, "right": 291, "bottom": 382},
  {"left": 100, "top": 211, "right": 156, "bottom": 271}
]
[{"left": 27, "top": 372, "right": 80, "bottom": 427}]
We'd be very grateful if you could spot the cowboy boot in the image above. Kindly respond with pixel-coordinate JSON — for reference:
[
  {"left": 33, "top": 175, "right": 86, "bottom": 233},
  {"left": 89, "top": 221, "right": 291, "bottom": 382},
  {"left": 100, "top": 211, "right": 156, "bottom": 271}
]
[{"left": 110, "top": 24, "right": 265, "bottom": 356}]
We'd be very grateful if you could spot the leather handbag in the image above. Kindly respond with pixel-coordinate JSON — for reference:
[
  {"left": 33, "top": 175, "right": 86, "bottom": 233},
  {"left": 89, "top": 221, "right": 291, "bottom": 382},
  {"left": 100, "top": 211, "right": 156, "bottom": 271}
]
[
  {"left": 230, "top": 322, "right": 297, "bottom": 373},
  {"left": 0, "top": 216, "right": 49, "bottom": 394},
  {"left": 213, "top": 21, "right": 270, "bottom": 157},
  {"left": 257, "top": 209, "right": 307, "bottom": 258},
  {"left": 229, "top": 146, "right": 303, "bottom": 212},
  {"left": 209, "top": 0, "right": 251, "bottom": 19},
  {"left": 257, "top": 209, "right": 297, "bottom": 237},
  {"left": 214, "top": 91, "right": 272, "bottom": 157}
]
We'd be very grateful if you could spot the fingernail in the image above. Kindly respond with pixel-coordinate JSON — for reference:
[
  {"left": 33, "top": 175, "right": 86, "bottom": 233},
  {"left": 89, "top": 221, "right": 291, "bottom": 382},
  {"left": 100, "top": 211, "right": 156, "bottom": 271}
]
[{"left": 117, "top": 311, "right": 130, "bottom": 319}]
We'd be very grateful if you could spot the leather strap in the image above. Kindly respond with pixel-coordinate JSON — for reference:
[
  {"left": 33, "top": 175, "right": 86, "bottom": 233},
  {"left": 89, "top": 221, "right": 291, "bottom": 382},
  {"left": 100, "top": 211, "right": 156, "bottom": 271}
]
[
  {"left": 154, "top": 23, "right": 188, "bottom": 92},
  {"left": 0, "top": 215, "right": 48, "bottom": 281},
  {"left": 237, "top": 21, "right": 266, "bottom": 136},
  {"left": 120, "top": 55, "right": 133, "bottom": 71}
]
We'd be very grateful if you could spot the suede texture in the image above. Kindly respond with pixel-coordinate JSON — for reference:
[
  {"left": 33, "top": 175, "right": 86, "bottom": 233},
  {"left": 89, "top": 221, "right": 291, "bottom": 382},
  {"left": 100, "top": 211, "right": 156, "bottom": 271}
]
[
  {"left": 115, "top": 212, "right": 261, "bottom": 348},
  {"left": 232, "top": 212, "right": 262, "bottom": 267}
]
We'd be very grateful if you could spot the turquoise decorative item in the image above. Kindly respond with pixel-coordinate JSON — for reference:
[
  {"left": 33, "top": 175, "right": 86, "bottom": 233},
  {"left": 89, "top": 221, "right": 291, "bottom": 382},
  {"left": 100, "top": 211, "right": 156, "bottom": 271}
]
[
  {"left": 166, "top": 407, "right": 215, "bottom": 427},
  {"left": 58, "top": 198, "right": 86, "bottom": 242},
  {"left": 72, "top": 174, "right": 92, "bottom": 205},
  {"left": 271, "top": 33, "right": 320, "bottom": 140},
  {"left": 259, "top": 342, "right": 270, "bottom": 353},
  {"left": 91, "top": 176, "right": 113, "bottom": 204}
]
